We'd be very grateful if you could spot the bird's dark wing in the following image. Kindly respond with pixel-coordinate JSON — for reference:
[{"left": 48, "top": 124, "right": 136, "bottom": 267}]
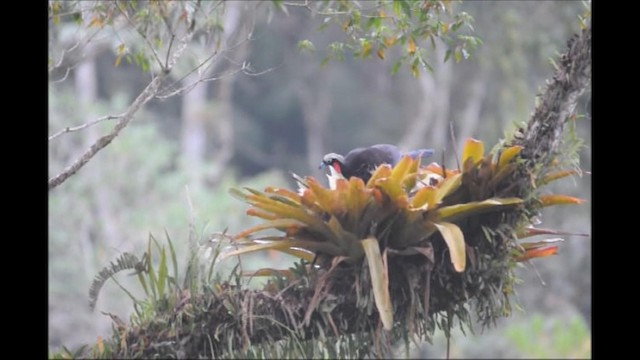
[
  {"left": 368, "top": 144, "right": 402, "bottom": 164},
  {"left": 343, "top": 144, "right": 400, "bottom": 181}
]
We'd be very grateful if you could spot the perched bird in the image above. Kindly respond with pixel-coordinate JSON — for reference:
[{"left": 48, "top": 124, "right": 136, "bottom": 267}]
[{"left": 319, "top": 144, "right": 434, "bottom": 183}]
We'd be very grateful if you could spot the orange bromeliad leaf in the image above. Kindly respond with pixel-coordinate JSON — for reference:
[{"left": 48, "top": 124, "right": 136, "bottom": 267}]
[
  {"left": 306, "top": 176, "right": 344, "bottom": 214},
  {"left": 423, "top": 162, "right": 459, "bottom": 178},
  {"left": 515, "top": 246, "right": 558, "bottom": 262},
  {"left": 371, "top": 188, "right": 384, "bottom": 204},
  {"left": 541, "top": 169, "right": 580, "bottom": 185},
  {"left": 246, "top": 208, "right": 279, "bottom": 220},
  {"left": 538, "top": 194, "right": 586, "bottom": 207}
]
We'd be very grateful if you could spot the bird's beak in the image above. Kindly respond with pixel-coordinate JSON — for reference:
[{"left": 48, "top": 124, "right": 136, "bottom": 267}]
[{"left": 318, "top": 162, "right": 326, "bottom": 170}]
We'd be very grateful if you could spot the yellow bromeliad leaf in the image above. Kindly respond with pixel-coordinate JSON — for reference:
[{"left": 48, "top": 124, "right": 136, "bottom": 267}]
[
  {"left": 539, "top": 194, "right": 586, "bottom": 207},
  {"left": 242, "top": 191, "right": 336, "bottom": 240},
  {"left": 434, "top": 197, "right": 523, "bottom": 222},
  {"left": 367, "top": 164, "right": 393, "bottom": 187},
  {"left": 221, "top": 239, "right": 341, "bottom": 260},
  {"left": 300, "top": 188, "right": 325, "bottom": 214},
  {"left": 345, "top": 177, "right": 369, "bottom": 226},
  {"left": 410, "top": 186, "right": 437, "bottom": 210},
  {"left": 462, "top": 138, "right": 484, "bottom": 170},
  {"left": 306, "top": 176, "right": 346, "bottom": 215},
  {"left": 361, "top": 237, "right": 393, "bottom": 330},
  {"left": 433, "top": 222, "right": 466, "bottom": 272},
  {"left": 402, "top": 155, "right": 422, "bottom": 190},
  {"left": 430, "top": 173, "right": 462, "bottom": 208},
  {"left": 265, "top": 187, "right": 302, "bottom": 203},
  {"left": 233, "top": 219, "right": 304, "bottom": 240},
  {"left": 376, "top": 177, "right": 408, "bottom": 207},
  {"left": 389, "top": 155, "right": 414, "bottom": 186},
  {"left": 497, "top": 145, "right": 523, "bottom": 170}
]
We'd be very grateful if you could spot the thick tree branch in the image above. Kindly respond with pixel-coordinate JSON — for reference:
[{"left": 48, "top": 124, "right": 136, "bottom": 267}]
[{"left": 83, "top": 15, "right": 592, "bottom": 360}]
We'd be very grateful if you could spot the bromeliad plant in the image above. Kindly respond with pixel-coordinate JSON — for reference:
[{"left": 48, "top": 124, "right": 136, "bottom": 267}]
[{"left": 225, "top": 138, "right": 584, "bottom": 336}]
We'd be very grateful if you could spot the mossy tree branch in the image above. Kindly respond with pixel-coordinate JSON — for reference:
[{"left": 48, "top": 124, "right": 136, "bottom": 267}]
[
  {"left": 515, "top": 20, "right": 591, "bottom": 167},
  {"left": 89, "top": 19, "right": 591, "bottom": 360}
]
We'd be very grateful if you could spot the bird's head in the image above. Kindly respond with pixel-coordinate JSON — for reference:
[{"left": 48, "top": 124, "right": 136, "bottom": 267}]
[{"left": 319, "top": 153, "right": 345, "bottom": 173}]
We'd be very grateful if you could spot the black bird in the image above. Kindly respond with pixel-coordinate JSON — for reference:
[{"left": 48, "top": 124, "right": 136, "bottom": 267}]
[{"left": 319, "top": 144, "right": 434, "bottom": 183}]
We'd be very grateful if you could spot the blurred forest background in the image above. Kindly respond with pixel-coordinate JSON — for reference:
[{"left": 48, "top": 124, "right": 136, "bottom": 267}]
[{"left": 48, "top": 1, "right": 591, "bottom": 358}]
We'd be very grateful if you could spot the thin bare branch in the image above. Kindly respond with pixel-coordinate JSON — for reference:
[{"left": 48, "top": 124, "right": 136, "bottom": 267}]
[
  {"left": 156, "top": 68, "right": 239, "bottom": 99},
  {"left": 165, "top": 34, "right": 175, "bottom": 69},
  {"left": 49, "top": 67, "right": 72, "bottom": 83},
  {"left": 48, "top": 74, "right": 164, "bottom": 191},
  {"left": 49, "top": 114, "right": 124, "bottom": 142},
  {"left": 242, "top": 62, "right": 281, "bottom": 77},
  {"left": 49, "top": 27, "right": 103, "bottom": 73},
  {"left": 156, "top": 29, "right": 258, "bottom": 98}
]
